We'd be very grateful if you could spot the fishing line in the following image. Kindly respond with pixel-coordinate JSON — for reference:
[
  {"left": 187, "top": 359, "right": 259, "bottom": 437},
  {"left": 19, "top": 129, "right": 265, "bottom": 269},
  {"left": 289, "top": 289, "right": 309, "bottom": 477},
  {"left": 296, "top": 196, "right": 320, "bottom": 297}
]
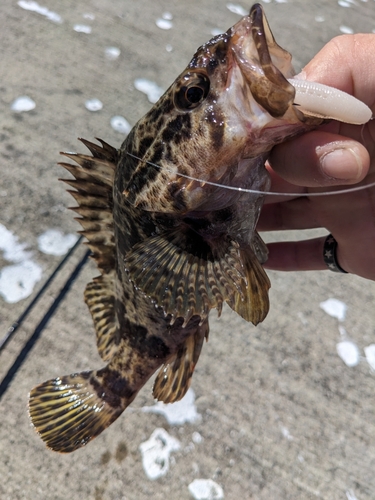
[{"left": 126, "top": 151, "right": 375, "bottom": 197}]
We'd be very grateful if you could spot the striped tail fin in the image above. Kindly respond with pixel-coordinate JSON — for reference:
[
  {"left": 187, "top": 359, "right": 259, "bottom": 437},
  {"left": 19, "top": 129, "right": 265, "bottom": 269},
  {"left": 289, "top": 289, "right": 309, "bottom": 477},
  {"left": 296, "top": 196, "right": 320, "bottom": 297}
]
[{"left": 28, "top": 368, "right": 135, "bottom": 453}]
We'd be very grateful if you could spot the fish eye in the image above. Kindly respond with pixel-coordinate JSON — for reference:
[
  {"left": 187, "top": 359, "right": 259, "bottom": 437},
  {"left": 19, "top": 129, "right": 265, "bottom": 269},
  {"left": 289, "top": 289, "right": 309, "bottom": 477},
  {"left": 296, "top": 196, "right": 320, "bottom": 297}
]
[
  {"left": 174, "top": 72, "right": 210, "bottom": 111},
  {"left": 186, "top": 86, "right": 205, "bottom": 104}
]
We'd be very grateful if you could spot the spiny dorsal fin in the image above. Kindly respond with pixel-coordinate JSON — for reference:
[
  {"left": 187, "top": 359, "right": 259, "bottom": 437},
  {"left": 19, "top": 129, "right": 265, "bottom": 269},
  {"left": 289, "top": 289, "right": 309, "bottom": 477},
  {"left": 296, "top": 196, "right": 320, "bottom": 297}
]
[
  {"left": 124, "top": 230, "right": 270, "bottom": 326},
  {"left": 59, "top": 138, "right": 118, "bottom": 273},
  {"left": 59, "top": 139, "right": 120, "bottom": 360},
  {"left": 153, "top": 320, "right": 209, "bottom": 403}
]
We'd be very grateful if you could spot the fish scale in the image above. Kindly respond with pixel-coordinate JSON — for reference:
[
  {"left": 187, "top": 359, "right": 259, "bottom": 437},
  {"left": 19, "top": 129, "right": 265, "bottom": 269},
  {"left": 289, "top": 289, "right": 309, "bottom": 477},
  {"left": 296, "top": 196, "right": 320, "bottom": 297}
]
[{"left": 28, "top": 4, "right": 322, "bottom": 453}]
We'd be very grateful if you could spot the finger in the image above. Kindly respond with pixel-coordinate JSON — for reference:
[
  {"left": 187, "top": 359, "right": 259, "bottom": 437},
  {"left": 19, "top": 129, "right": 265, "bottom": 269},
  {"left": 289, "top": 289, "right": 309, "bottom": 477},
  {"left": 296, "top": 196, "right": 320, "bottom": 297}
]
[
  {"left": 258, "top": 198, "right": 319, "bottom": 232},
  {"left": 269, "top": 131, "right": 370, "bottom": 187},
  {"left": 302, "top": 34, "right": 375, "bottom": 110},
  {"left": 263, "top": 238, "right": 326, "bottom": 272}
]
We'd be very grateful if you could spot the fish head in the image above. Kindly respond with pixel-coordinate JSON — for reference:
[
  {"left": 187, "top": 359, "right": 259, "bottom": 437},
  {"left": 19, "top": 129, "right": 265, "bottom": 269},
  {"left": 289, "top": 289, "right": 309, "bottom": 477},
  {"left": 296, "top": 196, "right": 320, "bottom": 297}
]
[{"left": 121, "top": 4, "right": 321, "bottom": 213}]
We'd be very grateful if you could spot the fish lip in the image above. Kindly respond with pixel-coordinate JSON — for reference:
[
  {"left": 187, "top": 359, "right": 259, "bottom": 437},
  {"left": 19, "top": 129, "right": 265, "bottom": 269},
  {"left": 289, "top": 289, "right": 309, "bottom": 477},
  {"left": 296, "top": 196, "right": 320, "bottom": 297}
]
[{"left": 229, "top": 4, "right": 296, "bottom": 118}]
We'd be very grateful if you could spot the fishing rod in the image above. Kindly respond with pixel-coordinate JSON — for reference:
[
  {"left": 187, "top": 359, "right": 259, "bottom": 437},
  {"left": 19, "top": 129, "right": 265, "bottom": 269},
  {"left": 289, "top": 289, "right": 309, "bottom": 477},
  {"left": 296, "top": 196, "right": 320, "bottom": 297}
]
[
  {"left": 0, "top": 242, "right": 90, "bottom": 400},
  {"left": 0, "top": 235, "right": 84, "bottom": 353}
]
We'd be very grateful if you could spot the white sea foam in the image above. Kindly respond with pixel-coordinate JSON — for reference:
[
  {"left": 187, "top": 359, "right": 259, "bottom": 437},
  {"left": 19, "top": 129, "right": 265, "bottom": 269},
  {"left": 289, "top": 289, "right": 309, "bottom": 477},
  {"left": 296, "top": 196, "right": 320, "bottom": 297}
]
[
  {"left": 192, "top": 431, "right": 203, "bottom": 444},
  {"left": 139, "top": 428, "right": 180, "bottom": 480},
  {"left": 156, "top": 18, "right": 173, "bottom": 30},
  {"left": 105, "top": 47, "right": 121, "bottom": 60},
  {"left": 110, "top": 116, "right": 132, "bottom": 135},
  {"left": 37, "top": 229, "right": 78, "bottom": 256},
  {"left": 280, "top": 426, "right": 294, "bottom": 441},
  {"left": 0, "top": 260, "right": 42, "bottom": 303},
  {"left": 11, "top": 96, "right": 36, "bottom": 113},
  {"left": 0, "top": 223, "right": 31, "bottom": 262},
  {"left": 85, "top": 98, "right": 103, "bottom": 112},
  {"left": 17, "top": 1, "right": 62, "bottom": 23},
  {"left": 364, "top": 344, "right": 375, "bottom": 371},
  {"left": 339, "top": 25, "right": 354, "bottom": 34},
  {"left": 336, "top": 340, "right": 360, "bottom": 367},
  {"left": 226, "top": 3, "right": 248, "bottom": 16},
  {"left": 142, "top": 388, "right": 201, "bottom": 425},
  {"left": 0, "top": 225, "right": 81, "bottom": 302},
  {"left": 134, "top": 78, "right": 164, "bottom": 103},
  {"left": 188, "top": 479, "right": 224, "bottom": 500},
  {"left": 73, "top": 24, "right": 92, "bottom": 34},
  {"left": 346, "top": 489, "right": 358, "bottom": 500},
  {"left": 319, "top": 298, "right": 347, "bottom": 321}
]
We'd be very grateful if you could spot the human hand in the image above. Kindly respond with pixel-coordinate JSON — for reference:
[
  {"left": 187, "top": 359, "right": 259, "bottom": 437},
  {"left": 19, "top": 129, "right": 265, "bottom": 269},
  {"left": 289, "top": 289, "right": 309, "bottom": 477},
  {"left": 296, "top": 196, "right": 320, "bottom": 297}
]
[{"left": 258, "top": 34, "right": 375, "bottom": 281}]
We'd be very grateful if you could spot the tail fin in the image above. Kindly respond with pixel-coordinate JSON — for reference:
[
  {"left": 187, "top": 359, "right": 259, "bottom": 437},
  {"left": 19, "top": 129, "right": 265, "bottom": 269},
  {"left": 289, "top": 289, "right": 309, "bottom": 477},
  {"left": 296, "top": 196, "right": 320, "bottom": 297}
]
[{"left": 28, "top": 370, "right": 130, "bottom": 453}]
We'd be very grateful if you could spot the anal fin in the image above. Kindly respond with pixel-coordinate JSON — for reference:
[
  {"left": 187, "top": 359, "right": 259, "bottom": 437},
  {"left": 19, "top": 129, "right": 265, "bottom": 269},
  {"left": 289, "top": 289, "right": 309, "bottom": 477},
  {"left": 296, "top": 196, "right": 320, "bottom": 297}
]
[
  {"left": 153, "top": 320, "right": 209, "bottom": 403},
  {"left": 28, "top": 371, "right": 127, "bottom": 453}
]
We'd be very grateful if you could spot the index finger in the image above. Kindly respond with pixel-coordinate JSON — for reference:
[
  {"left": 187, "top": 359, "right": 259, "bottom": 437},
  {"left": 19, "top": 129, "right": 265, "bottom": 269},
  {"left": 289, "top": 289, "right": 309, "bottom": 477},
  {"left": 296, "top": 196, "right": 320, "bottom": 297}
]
[{"left": 302, "top": 34, "right": 375, "bottom": 110}]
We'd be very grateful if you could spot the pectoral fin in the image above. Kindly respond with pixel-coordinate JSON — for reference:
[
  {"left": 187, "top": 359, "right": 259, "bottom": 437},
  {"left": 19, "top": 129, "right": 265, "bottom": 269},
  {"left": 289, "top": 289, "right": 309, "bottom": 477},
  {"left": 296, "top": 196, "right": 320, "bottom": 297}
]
[
  {"left": 153, "top": 320, "right": 209, "bottom": 403},
  {"left": 125, "top": 229, "right": 270, "bottom": 326},
  {"left": 124, "top": 231, "right": 246, "bottom": 326}
]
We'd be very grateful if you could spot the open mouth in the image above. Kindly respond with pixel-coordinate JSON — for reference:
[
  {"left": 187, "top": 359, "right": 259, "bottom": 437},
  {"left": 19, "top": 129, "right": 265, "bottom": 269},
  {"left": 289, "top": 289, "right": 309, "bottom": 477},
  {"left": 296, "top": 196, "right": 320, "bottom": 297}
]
[
  {"left": 230, "top": 4, "right": 372, "bottom": 126},
  {"left": 230, "top": 3, "right": 296, "bottom": 118}
]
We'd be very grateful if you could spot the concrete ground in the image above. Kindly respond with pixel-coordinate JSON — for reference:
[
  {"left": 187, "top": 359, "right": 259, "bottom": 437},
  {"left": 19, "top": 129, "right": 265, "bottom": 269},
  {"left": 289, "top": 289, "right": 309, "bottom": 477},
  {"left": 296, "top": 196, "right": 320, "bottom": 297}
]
[{"left": 1, "top": 0, "right": 375, "bottom": 499}]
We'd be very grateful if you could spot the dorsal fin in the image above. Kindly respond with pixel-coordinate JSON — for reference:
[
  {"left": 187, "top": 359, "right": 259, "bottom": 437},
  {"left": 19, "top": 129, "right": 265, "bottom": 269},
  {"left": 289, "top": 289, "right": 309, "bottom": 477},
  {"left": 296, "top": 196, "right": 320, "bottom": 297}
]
[
  {"left": 59, "top": 138, "right": 118, "bottom": 273},
  {"left": 84, "top": 271, "right": 118, "bottom": 361},
  {"left": 59, "top": 139, "right": 120, "bottom": 360}
]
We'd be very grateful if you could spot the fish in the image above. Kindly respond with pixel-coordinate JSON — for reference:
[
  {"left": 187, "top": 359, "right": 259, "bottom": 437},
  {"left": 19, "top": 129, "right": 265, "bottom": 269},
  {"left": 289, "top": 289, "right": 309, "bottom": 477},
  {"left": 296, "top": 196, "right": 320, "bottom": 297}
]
[{"left": 28, "top": 3, "right": 322, "bottom": 453}]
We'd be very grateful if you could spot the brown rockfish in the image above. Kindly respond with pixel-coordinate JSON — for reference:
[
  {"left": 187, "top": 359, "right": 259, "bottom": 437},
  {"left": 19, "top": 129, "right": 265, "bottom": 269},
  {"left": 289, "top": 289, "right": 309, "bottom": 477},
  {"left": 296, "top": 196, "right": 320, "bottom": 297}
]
[{"left": 28, "top": 4, "right": 321, "bottom": 452}]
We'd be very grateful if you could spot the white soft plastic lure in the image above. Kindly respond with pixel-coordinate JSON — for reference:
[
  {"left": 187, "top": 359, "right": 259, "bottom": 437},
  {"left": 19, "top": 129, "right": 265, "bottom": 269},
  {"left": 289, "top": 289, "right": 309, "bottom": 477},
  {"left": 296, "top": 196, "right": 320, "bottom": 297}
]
[{"left": 289, "top": 78, "right": 373, "bottom": 125}]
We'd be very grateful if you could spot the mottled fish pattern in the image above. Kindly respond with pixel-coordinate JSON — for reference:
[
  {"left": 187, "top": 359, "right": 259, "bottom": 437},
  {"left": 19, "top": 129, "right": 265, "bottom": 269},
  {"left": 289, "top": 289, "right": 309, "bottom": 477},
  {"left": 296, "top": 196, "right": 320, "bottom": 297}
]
[{"left": 28, "top": 4, "right": 321, "bottom": 452}]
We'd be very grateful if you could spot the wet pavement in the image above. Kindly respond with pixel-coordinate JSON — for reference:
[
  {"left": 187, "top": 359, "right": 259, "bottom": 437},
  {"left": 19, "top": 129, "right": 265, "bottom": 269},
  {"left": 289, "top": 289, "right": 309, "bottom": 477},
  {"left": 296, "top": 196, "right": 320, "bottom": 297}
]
[{"left": 1, "top": 1, "right": 375, "bottom": 499}]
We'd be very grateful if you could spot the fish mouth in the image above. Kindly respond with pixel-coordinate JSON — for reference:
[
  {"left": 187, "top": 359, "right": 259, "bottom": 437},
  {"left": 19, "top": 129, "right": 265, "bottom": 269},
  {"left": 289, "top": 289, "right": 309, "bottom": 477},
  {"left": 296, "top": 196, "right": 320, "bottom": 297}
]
[{"left": 229, "top": 3, "right": 296, "bottom": 119}]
